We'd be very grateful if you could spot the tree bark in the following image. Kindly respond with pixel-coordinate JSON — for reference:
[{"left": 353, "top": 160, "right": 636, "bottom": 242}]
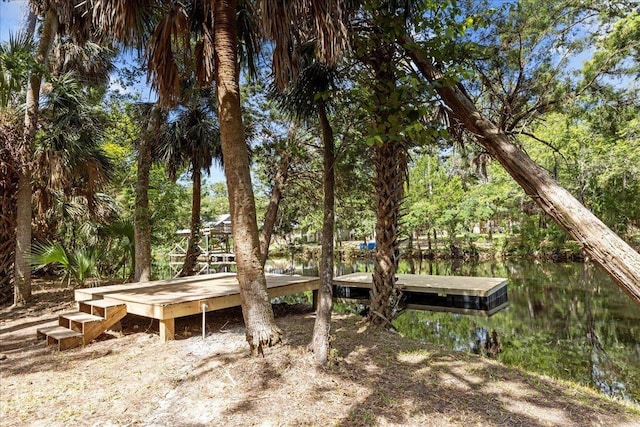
[
  {"left": 310, "top": 101, "right": 335, "bottom": 365},
  {"left": 181, "top": 167, "right": 202, "bottom": 276},
  {"left": 259, "top": 141, "right": 292, "bottom": 266},
  {"left": 370, "top": 139, "right": 405, "bottom": 326},
  {"left": 365, "top": 47, "right": 407, "bottom": 327},
  {"left": 400, "top": 34, "right": 640, "bottom": 305},
  {"left": 214, "top": 0, "right": 281, "bottom": 354},
  {"left": 134, "top": 106, "right": 158, "bottom": 282},
  {"left": 14, "top": 10, "right": 58, "bottom": 305}
]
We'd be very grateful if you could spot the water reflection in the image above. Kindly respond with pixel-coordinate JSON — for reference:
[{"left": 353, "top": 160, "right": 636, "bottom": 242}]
[
  {"left": 401, "top": 260, "right": 640, "bottom": 405},
  {"left": 285, "top": 257, "right": 640, "bottom": 405}
]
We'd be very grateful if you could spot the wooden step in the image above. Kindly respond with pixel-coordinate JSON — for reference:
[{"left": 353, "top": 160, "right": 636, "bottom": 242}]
[
  {"left": 59, "top": 311, "right": 104, "bottom": 334},
  {"left": 77, "top": 300, "right": 127, "bottom": 344},
  {"left": 36, "top": 326, "right": 84, "bottom": 351},
  {"left": 61, "top": 312, "right": 104, "bottom": 323},
  {"left": 37, "top": 299, "right": 127, "bottom": 351},
  {"left": 78, "top": 299, "right": 126, "bottom": 319}
]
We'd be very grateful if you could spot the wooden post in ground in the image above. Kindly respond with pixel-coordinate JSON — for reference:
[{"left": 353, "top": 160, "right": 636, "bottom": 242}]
[{"left": 159, "top": 318, "right": 175, "bottom": 342}]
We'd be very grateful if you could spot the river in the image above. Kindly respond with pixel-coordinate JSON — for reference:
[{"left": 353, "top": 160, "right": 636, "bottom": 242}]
[{"left": 276, "top": 258, "right": 640, "bottom": 405}]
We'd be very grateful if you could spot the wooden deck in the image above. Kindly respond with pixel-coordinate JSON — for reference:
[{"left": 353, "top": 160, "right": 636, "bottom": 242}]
[
  {"left": 75, "top": 273, "right": 319, "bottom": 341},
  {"left": 73, "top": 272, "right": 508, "bottom": 343}
]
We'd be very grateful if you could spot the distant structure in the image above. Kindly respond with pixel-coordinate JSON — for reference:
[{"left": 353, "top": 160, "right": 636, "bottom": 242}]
[{"left": 168, "top": 214, "right": 235, "bottom": 276}]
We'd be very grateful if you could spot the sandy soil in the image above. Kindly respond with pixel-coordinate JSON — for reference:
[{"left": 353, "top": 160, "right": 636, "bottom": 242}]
[{"left": 1, "top": 283, "right": 639, "bottom": 427}]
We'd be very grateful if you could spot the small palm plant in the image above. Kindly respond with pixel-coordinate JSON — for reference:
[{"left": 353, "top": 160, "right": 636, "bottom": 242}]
[{"left": 31, "top": 241, "right": 100, "bottom": 288}]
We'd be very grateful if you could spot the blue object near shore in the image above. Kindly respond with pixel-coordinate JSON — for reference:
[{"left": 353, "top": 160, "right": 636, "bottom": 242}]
[{"left": 359, "top": 242, "right": 376, "bottom": 250}]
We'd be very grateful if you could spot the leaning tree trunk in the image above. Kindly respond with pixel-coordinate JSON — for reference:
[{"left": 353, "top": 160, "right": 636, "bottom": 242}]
[
  {"left": 180, "top": 167, "right": 202, "bottom": 276},
  {"left": 134, "top": 107, "right": 158, "bottom": 282},
  {"left": 214, "top": 0, "right": 281, "bottom": 354},
  {"left": 14, "top": 10, "right": 59, "bottom": 305},
  {"left": 259, "top": 148, "right": 291, "bottom": 267},
  {"left": 310, "top": 101, "right": 335, "bottom": 365},
  {"left": 400, "top": 34, "right": 640, "bottom": 304}
]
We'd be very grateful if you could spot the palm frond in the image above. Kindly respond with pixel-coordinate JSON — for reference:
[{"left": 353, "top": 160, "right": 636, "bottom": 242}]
[
  {"left": 71, "top": 247, "right": 100, "bottom": 286},
  {"left": 0, "top": 30, "right": 36, "bottom": 109},
  {"left": 90, "top": 0, "right": 158, "bottom": 49},
  {"left": 51, "top": 40, "right": 116, "bottom": 88},
  {"left": 258, "top": 0, "right": 350, "bottom": 89},
  {"left": 237, "top": 0, "right": 261, "bottom": 79},
  {"left": 146, "top": 2, "right": 190, "bottom": 106},
  {"left": 31, "top": 241, "right": 71, "bottom": 271}
]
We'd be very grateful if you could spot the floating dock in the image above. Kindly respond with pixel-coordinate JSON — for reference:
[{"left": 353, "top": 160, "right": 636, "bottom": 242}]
[{"left": 333, "top": 273, "right": 509, "bottom": 316}]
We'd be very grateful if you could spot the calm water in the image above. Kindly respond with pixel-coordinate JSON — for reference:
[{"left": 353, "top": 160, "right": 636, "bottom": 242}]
[{"left": 277, "top": 258, "right": 640, "bottom": 404}]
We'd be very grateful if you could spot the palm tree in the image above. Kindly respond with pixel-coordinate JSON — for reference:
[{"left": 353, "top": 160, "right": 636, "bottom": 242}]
[
  {"left": 91, "top": 0, "right": 349, "bottom": 353},
  {"left": 134, "top": 102, "right": 162, "bottom": 282},
  {"left": 14, "top": 0, "right": 97, "bottom": 305},
  {"left": 159, "top": 90, "right": 222, "bottom": 276},
  {"left": 33, "top": 71, "right": 114, "bottom": 242},
  {"left": 274, "top": 56, "right": 339, "bottom": 363},
  {"left": 14, "top": 9, "right": 59, "bottom": 305},
  {"left": 0, "top": 31, "right": 36, "bottom": 304},
  {"left": 347, "top": 5, "right": 411, "bottom": 327}
]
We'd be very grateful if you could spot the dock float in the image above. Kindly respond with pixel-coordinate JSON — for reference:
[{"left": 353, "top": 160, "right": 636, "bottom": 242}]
[{"left": 333, "top": 273, "right": 509, "bottom": 316}]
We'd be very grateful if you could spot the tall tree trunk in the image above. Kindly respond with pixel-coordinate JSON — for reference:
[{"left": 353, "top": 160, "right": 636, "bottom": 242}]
[
  {"left": 214, "top": 0, "right": 281, "bottom": 354},
  {"left": 259, "top": 141, "right": 292, "bottom": 266},
  {"left": 370, "top": 140, "right": 406, "bottom": 326},
  {"left": 310, "top": 101, "right": 335, "bottom": 365},
  {"left": 401, "top": 34, "right": 640, "bottom": 304},
  {"left": 181, "top": 167, "right": 202, "bottom": 276},
  {"left": 365, "top": 47, "right": 407, "bottom": 326},
  {"left": 134, "top": 107, "right": 158, "bottom": 282},
  {"left": 14, "top": 10, "right": 58, "bottom": 305}
]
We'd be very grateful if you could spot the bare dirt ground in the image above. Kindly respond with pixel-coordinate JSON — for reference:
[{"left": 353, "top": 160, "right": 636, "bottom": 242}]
[{"left": 1, "top": 283, "right": 639, "bottom": 427}]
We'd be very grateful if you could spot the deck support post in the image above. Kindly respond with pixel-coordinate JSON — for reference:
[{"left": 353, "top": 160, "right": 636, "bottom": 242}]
[
  {"left": 159, "top": 318, "right": 175, "bottom": 342},
  {"left": 312, "top": 289, "right": 318, "bottom": 311}
]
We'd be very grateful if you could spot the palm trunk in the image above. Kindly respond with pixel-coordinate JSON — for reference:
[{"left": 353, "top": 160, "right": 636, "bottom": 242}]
[
  {"left": 366, "top": 48, "right": 407, "bottom": 326},
  {"left": 214, "top": 0, "right": 280, "bottom": 354},
  {"left": 134, "top": 106, "right": 158, "bottom": 282},
  {"left": 310, "top": 101, "right": 335, "bottom": 365},
  {"left": 370, "top": 140, "right": 406, "bottom": 326},
  {"left": 401, "top": 33, "right": 640, "bottom": 304},
  {"left": 14, "top": 10, "right": 58, "bottom": 305},
  {"left": 181, "top": 167, "right": 202, "bottom": 276}
]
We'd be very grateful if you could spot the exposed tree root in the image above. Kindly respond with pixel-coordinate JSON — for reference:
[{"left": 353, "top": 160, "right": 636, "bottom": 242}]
[{"left": 246, "top": 325, "right": 283, "bottom": 357}]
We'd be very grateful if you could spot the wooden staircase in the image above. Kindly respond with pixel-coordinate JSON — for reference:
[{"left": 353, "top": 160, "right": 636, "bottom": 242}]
[{"left": 37, "top": 299, "right": 127, "bottom": 351}]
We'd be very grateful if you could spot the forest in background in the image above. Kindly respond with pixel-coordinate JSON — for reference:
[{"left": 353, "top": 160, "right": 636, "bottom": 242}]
[{"left": 1, "top": 1, "right": 638, "bottom": 321}]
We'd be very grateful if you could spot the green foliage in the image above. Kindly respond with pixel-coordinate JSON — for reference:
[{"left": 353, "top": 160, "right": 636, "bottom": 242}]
[
  {"left": 582, "top": 9, "right": 640, "bottom": 83},
  {"left": 31, "top": 241, "right": 100, "bottom": 287},
  {"left": 99, "top": 220, "right": 135, "bottom": 279},
  {"left": 0, "top": 31, "right": 38, "bottom": 109}
]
